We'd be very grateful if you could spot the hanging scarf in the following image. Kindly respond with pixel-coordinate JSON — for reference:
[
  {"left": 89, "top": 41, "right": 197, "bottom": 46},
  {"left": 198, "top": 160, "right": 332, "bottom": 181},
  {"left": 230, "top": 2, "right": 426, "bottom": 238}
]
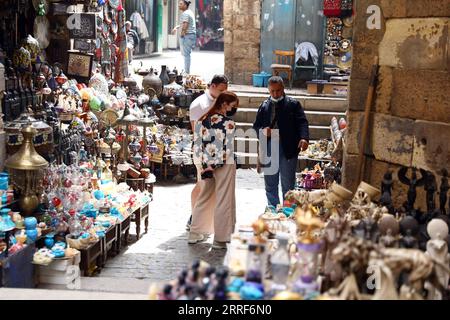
[
  {"left": 114, "top": 1, "right": 128, "bottom": 83},
  {"left": 340, "top": 0, "right": 353, "bottom": 17},
  {"left": 323, "top": 0, "right": 341, "bottom": 17}
]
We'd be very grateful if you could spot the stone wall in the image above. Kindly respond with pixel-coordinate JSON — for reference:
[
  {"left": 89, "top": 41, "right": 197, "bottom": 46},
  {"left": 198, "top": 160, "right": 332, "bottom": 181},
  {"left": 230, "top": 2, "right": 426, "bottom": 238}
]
[
  {"left": 342, "top": 0, "right": 450, "bottom": 211},
  {"left": 223, "top": 0, "right": 261, "bottom": 85}
]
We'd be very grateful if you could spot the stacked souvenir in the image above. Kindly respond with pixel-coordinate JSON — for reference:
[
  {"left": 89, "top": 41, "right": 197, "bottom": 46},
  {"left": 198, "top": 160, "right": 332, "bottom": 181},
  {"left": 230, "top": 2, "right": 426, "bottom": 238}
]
[
  {"left": 155, "top": 165, "right": 450, "bottom": 300},
  {"left": 296, "top": 164, "right": 325, "bottom": 190},
  {"left": 29, "top": 160, "right": 152, "bottom": 265},
  {"left": 300, "top": 139, "right": 334, "bottom": 160}
]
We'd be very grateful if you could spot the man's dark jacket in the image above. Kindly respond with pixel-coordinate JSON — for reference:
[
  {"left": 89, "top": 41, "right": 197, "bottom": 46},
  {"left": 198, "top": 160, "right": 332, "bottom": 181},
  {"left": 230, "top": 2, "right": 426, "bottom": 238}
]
[{"left": 253, "top": 96, "right": 309, "bottom": 160}]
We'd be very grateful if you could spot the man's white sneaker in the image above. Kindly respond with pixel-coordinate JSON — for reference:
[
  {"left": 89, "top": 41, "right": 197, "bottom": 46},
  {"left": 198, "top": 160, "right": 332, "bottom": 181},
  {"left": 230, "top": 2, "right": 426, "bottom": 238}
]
[{"left": 188, "top": 232, "right": 206, "bottom": 244}]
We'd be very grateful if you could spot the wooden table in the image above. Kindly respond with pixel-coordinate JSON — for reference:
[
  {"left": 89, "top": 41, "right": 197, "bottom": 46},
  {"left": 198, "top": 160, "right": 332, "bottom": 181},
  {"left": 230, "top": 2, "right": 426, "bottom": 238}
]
[
  {"left": 130, "top": 203, "right": 149, "bottom": 240},
  {"left": 99, "top": 225, "right": 117, "bottom": 267},
  {"left": 79, "top": 239, "right": 102, "bottom": 276},
  {"left": 115, "top": 214, "right": 131, "bottom": 252}
]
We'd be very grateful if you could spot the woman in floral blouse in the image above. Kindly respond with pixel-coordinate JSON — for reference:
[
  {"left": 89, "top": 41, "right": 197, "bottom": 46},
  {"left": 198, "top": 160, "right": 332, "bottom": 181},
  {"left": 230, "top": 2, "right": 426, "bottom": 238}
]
[{"left": 189, "top": 91, "right": 239, "bottom": 249}]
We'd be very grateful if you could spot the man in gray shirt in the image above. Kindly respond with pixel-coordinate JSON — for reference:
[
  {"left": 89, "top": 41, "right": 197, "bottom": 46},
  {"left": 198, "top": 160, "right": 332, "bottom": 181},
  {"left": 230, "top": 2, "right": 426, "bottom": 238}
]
[{"left": 171, "top": 0, "right": 196, "bottom": 74}]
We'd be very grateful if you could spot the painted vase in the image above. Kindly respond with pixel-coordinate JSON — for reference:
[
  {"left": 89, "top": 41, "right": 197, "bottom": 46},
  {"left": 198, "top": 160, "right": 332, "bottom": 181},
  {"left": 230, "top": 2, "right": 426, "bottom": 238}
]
[{"left": 24, "top": 216, "right": 38, "bottom": 230}]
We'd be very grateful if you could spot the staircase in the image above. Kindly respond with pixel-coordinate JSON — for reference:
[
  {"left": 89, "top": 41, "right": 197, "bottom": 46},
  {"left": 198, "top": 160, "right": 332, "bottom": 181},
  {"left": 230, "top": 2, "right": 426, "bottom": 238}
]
[{"left": 230, "top": 90, "right": 348, "bottom": 167}]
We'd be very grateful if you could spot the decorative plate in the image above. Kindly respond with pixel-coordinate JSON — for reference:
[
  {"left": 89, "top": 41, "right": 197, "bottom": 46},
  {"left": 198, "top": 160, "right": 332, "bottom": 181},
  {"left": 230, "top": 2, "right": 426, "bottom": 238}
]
[
  {"left": 100, "top": 108, "right": 119, "bottom": 126},
  {"left": 33, "top": 15, "right": 51, "bottom": 49},
  {"left": 339, "top": 39, "right": 352, "bottom": 52},
  {"left": 343, "top": 16, "right": 354, "bottom": 28}
]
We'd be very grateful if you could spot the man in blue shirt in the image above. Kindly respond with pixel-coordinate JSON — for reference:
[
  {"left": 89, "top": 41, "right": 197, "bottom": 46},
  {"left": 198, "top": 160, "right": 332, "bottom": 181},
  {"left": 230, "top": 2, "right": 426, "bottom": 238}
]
[
  {"left": 253, "top": 76, "right": 309, "bottom": 207},
  {"left": 171, "top": 0, "right": 196, "bottom": 74}
]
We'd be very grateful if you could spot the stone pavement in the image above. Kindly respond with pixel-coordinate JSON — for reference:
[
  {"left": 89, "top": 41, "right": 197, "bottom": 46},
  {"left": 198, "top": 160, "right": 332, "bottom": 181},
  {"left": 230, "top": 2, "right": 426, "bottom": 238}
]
[
  {"left": 94, "top": 168, "right": 267, "bottom": 287},
  {"left": 0, "top": 288, "right": 147, "bottom": 300}
]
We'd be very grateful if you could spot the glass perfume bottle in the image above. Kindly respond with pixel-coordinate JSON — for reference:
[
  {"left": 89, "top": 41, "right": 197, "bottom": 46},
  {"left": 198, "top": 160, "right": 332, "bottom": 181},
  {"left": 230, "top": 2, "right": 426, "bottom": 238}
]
[
  {"left": 68, "top": 210, "right": 82, "bottom": 238},
  {"left": 246, "top": 243, "right": 266, "bottom": 284},
  {"left": 270, "top": 233, "right": 291, "bottom": 293}
]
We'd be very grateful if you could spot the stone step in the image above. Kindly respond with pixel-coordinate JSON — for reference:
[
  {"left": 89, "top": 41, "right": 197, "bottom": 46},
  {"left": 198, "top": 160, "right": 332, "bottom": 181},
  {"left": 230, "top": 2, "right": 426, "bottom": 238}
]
[
  {"left": 233, "top": 108, "right": 345, "bottom": 126},
  {"left": 235, "top": 93, "right": 348, "bottom": 112},
  {"left": 234, "top": 122, "right": 330, "bottom": 140}
]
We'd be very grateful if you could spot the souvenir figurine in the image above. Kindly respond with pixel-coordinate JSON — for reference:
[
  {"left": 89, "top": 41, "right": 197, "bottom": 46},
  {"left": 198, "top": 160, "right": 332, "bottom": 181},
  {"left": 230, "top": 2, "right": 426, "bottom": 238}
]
[
  {"left": 425, "top": 219, "right": 450, "bottom": 300},
  {"left": 439, "top": 169, "right": 449, "bottom": 215},
  {"left": 378, "top": 215, "right": 400, "bottom": 248},
  {"left": 424, "top": 171, "right": 437, "bottom": 213},
  {"left": 398, "top": 167, "right": 427, "bottom": 212},
  {"left": 380, "top": 170, "right": 394, "bottom": 214},
  {"left": 399, "top": 216, "right": 419, "bottom": 249}
]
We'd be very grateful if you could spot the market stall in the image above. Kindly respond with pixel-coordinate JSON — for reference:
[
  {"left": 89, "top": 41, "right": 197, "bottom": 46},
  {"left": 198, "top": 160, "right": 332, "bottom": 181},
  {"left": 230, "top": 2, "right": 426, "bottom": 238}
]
[
  {"left": 1, "top": 0, "right": 215, "bottom": 286},
  {"left": 149, "top": 168, "right": 450, "bottom": 300}
]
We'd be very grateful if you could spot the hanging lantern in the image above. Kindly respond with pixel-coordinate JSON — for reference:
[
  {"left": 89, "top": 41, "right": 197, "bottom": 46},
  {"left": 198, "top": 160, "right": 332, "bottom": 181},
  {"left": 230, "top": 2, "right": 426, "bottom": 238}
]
[
  {"left": 55, "top": 70, "right": 68, "bottom": 86},
  {"left": 5, "top": 125, "right": 49, "bottom": 216}
]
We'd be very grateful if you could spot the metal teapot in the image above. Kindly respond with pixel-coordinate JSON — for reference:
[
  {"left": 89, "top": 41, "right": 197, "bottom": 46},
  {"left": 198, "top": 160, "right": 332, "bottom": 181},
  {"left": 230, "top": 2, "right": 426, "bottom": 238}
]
[
  {"left": 141, "top": 65, "right": 162, "bottom": 97},
  {"left": 161, "top": 97, "right": 178, "bottom": 116}
]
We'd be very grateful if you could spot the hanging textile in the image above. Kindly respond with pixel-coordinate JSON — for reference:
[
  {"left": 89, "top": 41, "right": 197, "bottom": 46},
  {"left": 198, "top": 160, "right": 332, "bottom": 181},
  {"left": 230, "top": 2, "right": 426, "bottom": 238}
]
[
  {"left": 130, "top": 11, "right": 150, "bottom": 39},
  {"left": 323, "top": 0, "right": 342, "bottom": 17},
  {"left": 340, "top": 0, "right": 353, "bottom": 17},
  {"left": 115, "top": 1, "right": 128, "bottom": 83}
]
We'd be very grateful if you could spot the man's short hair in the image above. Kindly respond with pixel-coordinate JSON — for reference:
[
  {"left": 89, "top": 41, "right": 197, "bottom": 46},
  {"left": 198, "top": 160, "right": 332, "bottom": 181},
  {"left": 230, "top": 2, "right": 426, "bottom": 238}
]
[
  {"left": 268, "top": 76, "right": 284, "bottom": 87},
  {"left": 210, "top": 74, "right": 229, "bottom": 86}
]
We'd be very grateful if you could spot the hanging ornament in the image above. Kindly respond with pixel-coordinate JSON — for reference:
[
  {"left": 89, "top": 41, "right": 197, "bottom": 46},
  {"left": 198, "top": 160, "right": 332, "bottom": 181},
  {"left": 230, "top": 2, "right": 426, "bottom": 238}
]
[{"left": 38, "top": 1, "right": 46, "bottom": 16}]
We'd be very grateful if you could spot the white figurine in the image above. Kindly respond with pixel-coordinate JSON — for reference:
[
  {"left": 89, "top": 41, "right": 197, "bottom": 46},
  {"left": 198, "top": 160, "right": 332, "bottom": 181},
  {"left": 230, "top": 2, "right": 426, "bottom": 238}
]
[{"left": 425, "top": 219, "right": 450, "bottom": 300}]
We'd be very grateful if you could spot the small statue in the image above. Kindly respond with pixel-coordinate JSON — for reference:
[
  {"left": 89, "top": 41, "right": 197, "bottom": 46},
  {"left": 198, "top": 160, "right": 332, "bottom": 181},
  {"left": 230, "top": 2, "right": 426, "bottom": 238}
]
[
  {"left": 424, "top": 171, "right": 437, "bottom": 213},
  {"left": 399, "top": 216, "right": 419, "bottom": 249},
  {"left": 425, "top": 219, "right": 450, "bottom": 300},
  {"left": 439, "top": 169, "right": 449, "bottom": 215},
  {"left": 398, "top": 167, "right": 427, "bottom": 212},
  {"left": 380, "top": 170, "right": 394, "bottom": 214}
]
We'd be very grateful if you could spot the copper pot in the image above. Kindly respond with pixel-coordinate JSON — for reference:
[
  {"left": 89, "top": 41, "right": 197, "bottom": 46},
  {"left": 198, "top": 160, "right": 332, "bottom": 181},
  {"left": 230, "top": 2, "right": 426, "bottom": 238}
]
[{"left": 142, "top": 71, "right": 162, "bottom": 96}]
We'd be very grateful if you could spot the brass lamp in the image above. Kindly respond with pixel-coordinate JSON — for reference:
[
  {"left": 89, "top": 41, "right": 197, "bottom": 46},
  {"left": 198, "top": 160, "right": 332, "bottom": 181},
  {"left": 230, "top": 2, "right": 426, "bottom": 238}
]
[
  {"left": 116, "top": 103, "right": 138, "bottom": 161},
  {"left": 5, "top": 125, "right": 49, "bottom": 216}
]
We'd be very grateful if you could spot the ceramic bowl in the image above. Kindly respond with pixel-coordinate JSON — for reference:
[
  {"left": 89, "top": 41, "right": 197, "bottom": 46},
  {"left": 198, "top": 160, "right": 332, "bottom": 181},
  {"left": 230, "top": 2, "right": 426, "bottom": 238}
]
[
  {"left": 357, "top": 181, "right": 381, "bottom": 200},
  {"left": 328, "top": 182, "right": 353, "bottom": 201}
]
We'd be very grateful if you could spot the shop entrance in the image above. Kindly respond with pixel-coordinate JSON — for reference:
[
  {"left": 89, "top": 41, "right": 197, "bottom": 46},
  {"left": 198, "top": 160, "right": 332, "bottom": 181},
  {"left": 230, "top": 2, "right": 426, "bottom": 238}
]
[
  {"left": 125, "top": 0, "right": 160, "bottom": 55},
  {"left": 195, "top": 0, "right": 224, "bottom": 51}
]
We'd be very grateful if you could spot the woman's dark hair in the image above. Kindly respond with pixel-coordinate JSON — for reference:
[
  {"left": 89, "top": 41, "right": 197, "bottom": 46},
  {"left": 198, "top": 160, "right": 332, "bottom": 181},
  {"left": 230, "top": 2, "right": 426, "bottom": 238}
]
[
  {"left": 183, "top": 0, "right": 191, "bottom": 7},
  {"left": 204, "top": 91, "right": 239, "bottom": 118}
]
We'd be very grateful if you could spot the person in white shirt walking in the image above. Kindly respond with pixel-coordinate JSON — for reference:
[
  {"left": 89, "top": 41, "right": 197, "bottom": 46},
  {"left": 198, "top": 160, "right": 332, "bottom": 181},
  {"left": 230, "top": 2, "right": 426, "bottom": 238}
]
[
  {"left": 187, "top": 75, "right": 236, "bottom": 231},
  {"left": 172, "top": 0, "right": 196, "bottom": 74}
]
